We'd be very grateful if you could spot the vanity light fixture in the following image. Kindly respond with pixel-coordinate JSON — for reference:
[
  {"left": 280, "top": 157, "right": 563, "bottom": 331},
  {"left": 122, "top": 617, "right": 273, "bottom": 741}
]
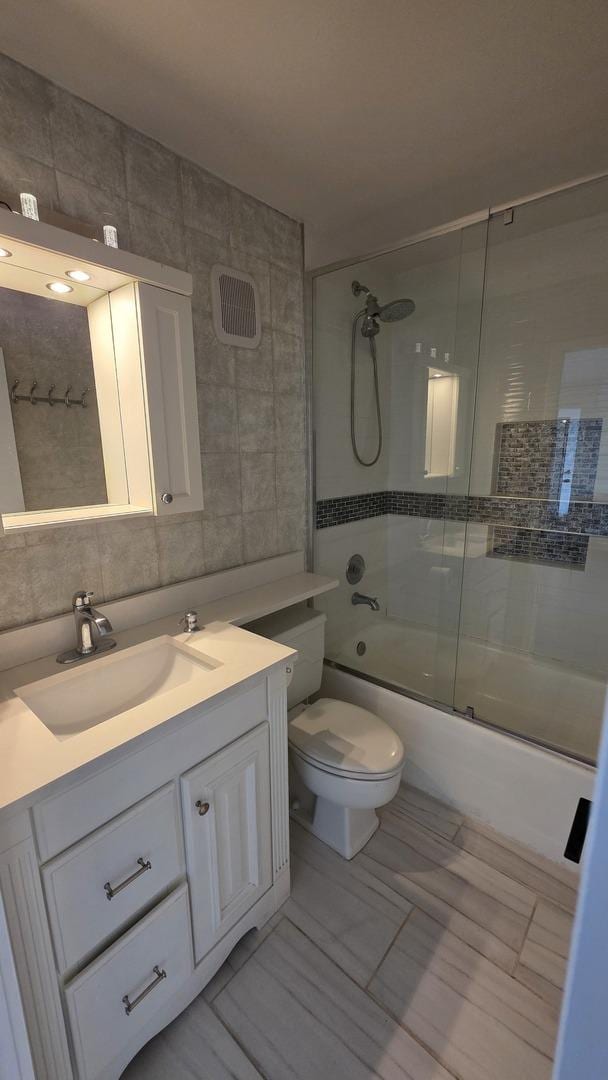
[
  {"left": 66, "top": 269, "right": 91, "bottom": 283},
  {"left": 46, "top": 281, "right": 73, "bottom": 295},
  {"left": 0, "top": 248, "right": 12, "bottom": 258}
]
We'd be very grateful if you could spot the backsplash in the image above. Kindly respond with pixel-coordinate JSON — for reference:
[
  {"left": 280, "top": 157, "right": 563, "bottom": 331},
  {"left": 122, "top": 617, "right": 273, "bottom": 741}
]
[{"left": 0, "top": 53, "right": 307, "bottom": 632}]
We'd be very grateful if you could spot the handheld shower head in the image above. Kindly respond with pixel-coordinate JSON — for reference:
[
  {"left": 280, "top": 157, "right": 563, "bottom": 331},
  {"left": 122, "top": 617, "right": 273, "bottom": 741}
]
[{"left": 379, "top": 298, "right": 416, "bottom": 322}]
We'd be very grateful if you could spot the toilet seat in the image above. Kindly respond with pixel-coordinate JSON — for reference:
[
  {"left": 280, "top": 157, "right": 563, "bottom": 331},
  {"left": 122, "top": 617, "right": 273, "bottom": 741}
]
[{"left": 288, "top": 697, "right": 404, "bottom": 781}]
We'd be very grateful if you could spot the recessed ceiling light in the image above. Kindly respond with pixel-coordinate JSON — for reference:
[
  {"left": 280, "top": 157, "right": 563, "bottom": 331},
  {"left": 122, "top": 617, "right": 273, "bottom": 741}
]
[
  {"left": 46, "top": 281, "right": 73, "bottom": 295},
  {"left": 66, "top": 269, "right": 91, "bottom": 282},
  {"left": 0, "top": 248, "right": 12, "bottom": 258}
]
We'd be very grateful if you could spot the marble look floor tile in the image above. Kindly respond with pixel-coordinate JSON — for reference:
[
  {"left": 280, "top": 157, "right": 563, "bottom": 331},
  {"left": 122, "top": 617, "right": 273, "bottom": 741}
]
[
  {"left": 123, "top": 995, "right": 262, "bottom": 1079},
  {"left": 215, "top": 918, "right": 453, "bottom": 1080},
  {"left": 516, "top": 899, "right": 572, "bottom": 994},
  {"left": 459, "top": 818, "right": 579, "bottom": 891},
  {"left": 385, "top": 787, "right": 464, "bottom": 841},
  {"left": 453, "top": 824, "right": 578, "bottom": 913},
  {"left": 201, "top": 958, "right": 235, "bottom": 1003},
  {"left": 357, "top": 845, "right": 519, "bottom": 974},
  {"left": 286, "top": 823, "right": 412, "bottom": 985},
  {"left": 370, "top": 910, "right": 554, "bottom": 1080},
  {"left": 364, "top": 819, "right": 533, "bottom": 957},
  {"left": 380, "top": 812, "right": 536, "bottom": 918},
  {"left": 512, "top": 962, "right": 564, "bottom": 1014}
]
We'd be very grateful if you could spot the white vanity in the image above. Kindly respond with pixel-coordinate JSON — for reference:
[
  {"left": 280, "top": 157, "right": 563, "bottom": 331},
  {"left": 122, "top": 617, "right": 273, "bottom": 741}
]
[{"left": 0, "top": 619, "right": 296, "bottom": 1080}]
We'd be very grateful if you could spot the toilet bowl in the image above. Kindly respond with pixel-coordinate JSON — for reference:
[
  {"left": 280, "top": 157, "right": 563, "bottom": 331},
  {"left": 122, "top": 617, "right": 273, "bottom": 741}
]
[
  {"left": 288, "top": 696, "right": 404, "bottom": 858},
  {"left": 246, "top": 606, "right": 405, "bottom": 860}
]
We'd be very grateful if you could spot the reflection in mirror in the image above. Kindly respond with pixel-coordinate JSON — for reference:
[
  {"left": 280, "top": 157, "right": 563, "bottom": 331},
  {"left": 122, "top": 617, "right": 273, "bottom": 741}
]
[{"left": 0, "top": 286, "right": 108, "bottom": 512}]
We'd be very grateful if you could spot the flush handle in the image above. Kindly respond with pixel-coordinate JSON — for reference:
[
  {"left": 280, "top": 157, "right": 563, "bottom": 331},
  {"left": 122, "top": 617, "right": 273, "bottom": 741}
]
[{"left": 104, "top": 857, "right": 152, "bottom": 900}]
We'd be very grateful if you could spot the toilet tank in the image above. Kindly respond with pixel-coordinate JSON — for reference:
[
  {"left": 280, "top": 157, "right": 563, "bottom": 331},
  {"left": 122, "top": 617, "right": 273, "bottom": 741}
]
[{"left": 245, "top": 605, "right": 326, "bottom": 708}]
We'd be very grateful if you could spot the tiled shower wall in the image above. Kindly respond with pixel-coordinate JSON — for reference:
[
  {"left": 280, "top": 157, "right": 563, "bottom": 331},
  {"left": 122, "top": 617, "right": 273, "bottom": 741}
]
[{"left": 0, "top": 53, "right": 307, "bottom": 631}]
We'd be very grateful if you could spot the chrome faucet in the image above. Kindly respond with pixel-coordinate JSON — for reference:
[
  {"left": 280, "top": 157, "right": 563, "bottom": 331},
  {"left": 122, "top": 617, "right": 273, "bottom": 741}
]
[
  {"left": 351, "top": 591, "right": 380, "bottom": 612},
  {"left": 57, "top": 591, "right": 117, "bottom": 664}
]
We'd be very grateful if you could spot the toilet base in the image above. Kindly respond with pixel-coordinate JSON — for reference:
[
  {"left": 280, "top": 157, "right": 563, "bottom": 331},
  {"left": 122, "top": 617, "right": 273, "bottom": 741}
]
[{"left": 303, "top": 798, "right": 380, "bottom": 860}]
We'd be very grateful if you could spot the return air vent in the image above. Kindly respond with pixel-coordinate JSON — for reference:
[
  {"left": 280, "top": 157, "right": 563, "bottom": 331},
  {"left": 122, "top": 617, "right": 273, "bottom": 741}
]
[{"left": 211, "top": 264, "right": 261, "bottom": 349}]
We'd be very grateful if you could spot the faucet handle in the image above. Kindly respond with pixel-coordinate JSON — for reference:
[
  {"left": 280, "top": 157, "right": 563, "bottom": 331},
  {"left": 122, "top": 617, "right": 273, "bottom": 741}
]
[
  {"left": 180, "top": 610, "right": 200, "bottom": 633},
  {"left": 72, "top": 589, "right": 94, "bottom": 608}
]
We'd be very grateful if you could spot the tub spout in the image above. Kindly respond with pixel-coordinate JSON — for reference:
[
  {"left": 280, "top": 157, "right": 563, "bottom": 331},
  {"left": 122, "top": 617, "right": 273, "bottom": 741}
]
[{"left": 352, "top": 591, "right": 380, "bottom": 612}]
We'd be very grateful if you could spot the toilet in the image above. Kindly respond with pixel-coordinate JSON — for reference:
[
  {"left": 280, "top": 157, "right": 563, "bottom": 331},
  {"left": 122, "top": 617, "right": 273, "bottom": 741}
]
[{"left": 246, "top": 606, "right": 405, "bottom": 859}]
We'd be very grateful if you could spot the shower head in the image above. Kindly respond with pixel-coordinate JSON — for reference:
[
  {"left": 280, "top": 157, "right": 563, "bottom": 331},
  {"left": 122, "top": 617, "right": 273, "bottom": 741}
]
[{"left": 379, "top": 298, "right": 416, "bottom": 322}]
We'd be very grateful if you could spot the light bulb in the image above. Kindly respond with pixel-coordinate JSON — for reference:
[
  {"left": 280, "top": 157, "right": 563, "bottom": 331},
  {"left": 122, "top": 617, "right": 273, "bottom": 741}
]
[
  {"left": 66, "top": 269, "right": 91, "bottom": 282},
  {"left": 103, "top": 224, "right": 118, "bottom": 248},
  {"left": 46, "top": 281, "right": 73, "bottom": 295},
  {"left": 0, "top": 248, "right": 12, "bottom": 257},
  {"left": 20, "top": 192, "right": 39, "bottom": 220}
]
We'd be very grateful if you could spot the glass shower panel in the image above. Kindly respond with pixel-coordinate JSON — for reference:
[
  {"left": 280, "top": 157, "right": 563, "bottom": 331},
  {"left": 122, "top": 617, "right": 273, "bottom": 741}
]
[
  {"left": 313, "top": 221, "right": 487, "bottom": 706},
  {"left": 454, "top": 179, "right": 608, "bottom": 762}
]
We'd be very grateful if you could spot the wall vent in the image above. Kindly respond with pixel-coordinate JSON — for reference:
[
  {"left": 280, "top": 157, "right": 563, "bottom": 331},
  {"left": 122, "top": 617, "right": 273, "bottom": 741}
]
[{"left": 211, "top": 264, "right": 261, "bottom": 349}]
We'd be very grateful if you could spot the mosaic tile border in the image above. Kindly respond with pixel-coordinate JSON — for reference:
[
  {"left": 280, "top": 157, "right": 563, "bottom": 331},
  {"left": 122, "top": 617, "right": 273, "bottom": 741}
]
[
  {"left": 316, "top": 490, "right": 604, "bottom": 569},
  {"left": 315, "top": 490, "right": 608, "bottom": 535}
]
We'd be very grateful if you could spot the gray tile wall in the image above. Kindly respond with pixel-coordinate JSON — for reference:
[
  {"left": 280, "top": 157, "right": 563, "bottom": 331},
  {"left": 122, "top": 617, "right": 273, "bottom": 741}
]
[{"left": 0, "top": 53, "right": 307, "bottom": 631}]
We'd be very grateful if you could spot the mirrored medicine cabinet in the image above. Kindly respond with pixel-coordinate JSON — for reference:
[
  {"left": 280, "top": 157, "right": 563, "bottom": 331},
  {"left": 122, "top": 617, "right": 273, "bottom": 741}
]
[{"left": 0, "top": 212, "right": 203, "bottom": 534}]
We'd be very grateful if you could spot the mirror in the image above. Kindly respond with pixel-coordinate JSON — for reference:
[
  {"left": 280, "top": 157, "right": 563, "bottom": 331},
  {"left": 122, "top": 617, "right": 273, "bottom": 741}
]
[{"left": 0, "top": 284, "right": 109, "bottom": 512}]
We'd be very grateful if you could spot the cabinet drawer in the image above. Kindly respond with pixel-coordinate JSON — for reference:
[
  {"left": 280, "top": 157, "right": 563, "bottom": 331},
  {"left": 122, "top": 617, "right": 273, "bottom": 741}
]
[
  {"left": 33, "top": 680, "right": 267, "bottom": 861},
  {"left": 65, "top": 883, "right": 192, "bottom": 1080},
  {"left": 42, "top": 783, "right": 183, "bottom": 973}
]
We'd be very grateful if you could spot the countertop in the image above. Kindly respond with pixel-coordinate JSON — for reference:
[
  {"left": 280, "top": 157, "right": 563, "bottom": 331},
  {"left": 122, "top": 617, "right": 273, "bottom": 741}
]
[{"left": 0, "top": 618, "right": 295, "bottom": 818}]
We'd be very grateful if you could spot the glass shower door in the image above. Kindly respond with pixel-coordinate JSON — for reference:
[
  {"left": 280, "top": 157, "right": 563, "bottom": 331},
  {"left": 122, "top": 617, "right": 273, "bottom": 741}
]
[
  {"left": 313, "top": 220, "right": 487, "bottom": 709},
  {"left": 454, "top": 178, "right": 608, "bottom": 762}
]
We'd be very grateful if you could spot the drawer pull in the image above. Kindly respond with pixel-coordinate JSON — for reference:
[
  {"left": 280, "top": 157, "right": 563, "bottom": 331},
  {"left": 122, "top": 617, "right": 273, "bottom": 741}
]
[
  {"left": 195, "top": 800, "right": 210, "bottom": 816},
  {"left": 104, "top": 857, "right": 152, "bottom": 901},
  {"left": 122, "top": 965, "right": 167, "bottom": 1015}
]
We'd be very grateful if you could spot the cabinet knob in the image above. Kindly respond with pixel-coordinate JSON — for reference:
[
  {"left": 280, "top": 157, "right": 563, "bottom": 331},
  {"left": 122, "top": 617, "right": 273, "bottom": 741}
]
[
  {"left": 160, "top": 492, "right": 173, "bottom": 504},
  {"left": 195, "top": 800, "right": 210, "bottom": 816}
]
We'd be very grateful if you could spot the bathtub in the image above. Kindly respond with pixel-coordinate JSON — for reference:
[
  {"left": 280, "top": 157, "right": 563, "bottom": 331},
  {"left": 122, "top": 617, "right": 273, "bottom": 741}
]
[
  {"left": 321, "top": 659, "right": 596, "bottom": 868},
  {"left": 328, "top": 615, "right": 604, "bottom": 763}
]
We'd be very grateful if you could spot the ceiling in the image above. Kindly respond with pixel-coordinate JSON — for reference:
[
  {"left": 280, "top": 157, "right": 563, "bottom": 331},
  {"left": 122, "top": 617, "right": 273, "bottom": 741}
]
[{"left": 3, "top": 0, "right": 608, "bottom": 267}]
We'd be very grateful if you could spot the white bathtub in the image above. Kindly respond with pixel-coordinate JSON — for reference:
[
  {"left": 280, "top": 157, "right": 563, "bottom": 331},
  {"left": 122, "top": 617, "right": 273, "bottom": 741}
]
[
  {"left": 321, "top": 655, "right": 596, "bottom": 866},
  {"left": 328, "top": 615, "right": 604, "bottom": 763}
]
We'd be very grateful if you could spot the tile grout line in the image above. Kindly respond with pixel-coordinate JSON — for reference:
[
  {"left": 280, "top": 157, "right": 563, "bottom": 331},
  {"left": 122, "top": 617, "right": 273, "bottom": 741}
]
[
  {"left": 515, "top": 896, "right": 540, "bottom": 971},
  {"left": 207, "top": 994, "right": 272, "bottom": 1080},
  {"left": 364, "top": 903, "right": 416, "bottom": 991}
]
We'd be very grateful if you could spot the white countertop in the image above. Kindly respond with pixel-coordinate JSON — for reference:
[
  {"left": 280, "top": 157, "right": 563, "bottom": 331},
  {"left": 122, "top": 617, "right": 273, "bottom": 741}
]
[{"left": 0, "top": 619, "right": 295, "bottom": 818}]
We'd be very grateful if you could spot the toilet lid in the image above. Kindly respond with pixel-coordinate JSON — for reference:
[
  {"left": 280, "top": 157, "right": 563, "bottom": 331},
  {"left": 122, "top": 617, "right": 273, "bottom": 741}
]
[{"left": 288, "top": 697, "right": 405, "bottom": 778}]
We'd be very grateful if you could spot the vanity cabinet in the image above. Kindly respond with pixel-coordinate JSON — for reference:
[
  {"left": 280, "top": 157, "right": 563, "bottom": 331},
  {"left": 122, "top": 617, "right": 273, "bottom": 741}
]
[
  {"left": 182, "top": 723, "right": 272, "bottom": 962},
  {"left": 0, "top": 664, "right": 291, "bottom": 1080}
]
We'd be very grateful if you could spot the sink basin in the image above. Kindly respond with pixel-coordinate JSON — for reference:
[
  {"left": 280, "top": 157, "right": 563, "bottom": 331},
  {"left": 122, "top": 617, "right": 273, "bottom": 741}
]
[{"left": 16, "top": 636, "right": 221, "bottom": 740}]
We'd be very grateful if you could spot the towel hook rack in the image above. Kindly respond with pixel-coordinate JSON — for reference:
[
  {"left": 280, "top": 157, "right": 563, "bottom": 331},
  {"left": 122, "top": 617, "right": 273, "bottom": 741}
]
[{"left": 10, "top": 379, "right": 90, "bottom": 408}]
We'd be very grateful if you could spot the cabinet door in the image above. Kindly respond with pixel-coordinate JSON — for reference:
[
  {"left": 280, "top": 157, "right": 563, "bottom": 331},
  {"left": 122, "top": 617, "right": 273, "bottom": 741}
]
[
  {"left": 136, "top": 282, "right": 203, "bottom": 516},
  {"left": 181, "top": 724, "right": 272, "bottom": 963}
]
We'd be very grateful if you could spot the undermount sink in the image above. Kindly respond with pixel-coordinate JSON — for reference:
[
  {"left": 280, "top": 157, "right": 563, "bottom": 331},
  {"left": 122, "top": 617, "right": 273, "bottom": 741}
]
[{"left": 16, "top": 636, "right": 221, "bottom": 741}]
